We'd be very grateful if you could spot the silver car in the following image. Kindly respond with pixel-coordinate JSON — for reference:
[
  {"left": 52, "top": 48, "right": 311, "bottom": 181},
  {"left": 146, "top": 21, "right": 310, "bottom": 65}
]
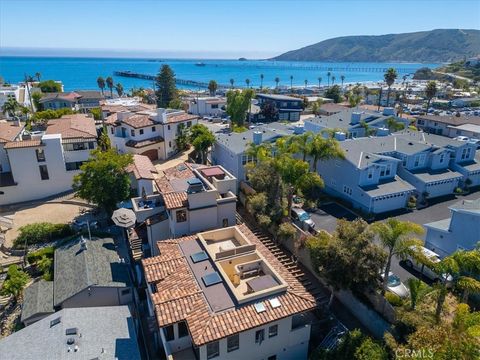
[
  {"left": 381, "top": 271, "right": 409, "bottom": 298},
  {"left": 291, "top": 207, "right": 315, "bottom": 229}
]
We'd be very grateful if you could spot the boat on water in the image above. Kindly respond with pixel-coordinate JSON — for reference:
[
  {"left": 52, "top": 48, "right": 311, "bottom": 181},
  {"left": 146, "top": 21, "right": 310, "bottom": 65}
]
[{"left": 195, "top": 62, "right": 206, "bottom": 67}]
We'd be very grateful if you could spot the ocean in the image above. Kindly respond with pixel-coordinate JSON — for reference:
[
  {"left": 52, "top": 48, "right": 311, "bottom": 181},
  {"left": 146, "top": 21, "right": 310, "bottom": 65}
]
[{"left": 0, "top": 57, "right": 439, "bottom": 92}]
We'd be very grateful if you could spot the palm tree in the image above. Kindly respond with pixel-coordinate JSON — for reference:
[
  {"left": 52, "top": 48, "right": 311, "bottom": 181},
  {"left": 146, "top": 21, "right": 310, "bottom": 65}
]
[
  {"left": 115, "top": 83, "right": 124, "bottom": 97},
  {"left": 407, "top": 278, "right": 431, "bottom": 310},
  {"left": 304, "top": 79, "right": 308, "bottom": 89},
  {"left": 331, "top": 76, "right": 336, "bottom": 85},
  {"left": 97, "top": 76, "right": 105, "bottom": 95},
  {"left": 425, "top": 80, "right": 438, "bottom": 112},
  {"left": 2, "top": 97, "right": 19, "bottom": 118},
  {"left": 308, "top": 133, "right": 345, "bottom": 172},
  {"left": 384, "top": 68, "right": 398, "bottom": 107},
  {"left": 327, "top": 72, "right": 331, "bottom": 87},
  {"left": 260, "top": 74, "right": 264, "bottom": 89},
  {"left": 230, "top": 78, "right": 235, "bottom": 89},
  {"left": 35, "top": 72, "right": 41, "bottom": 82},
  {"left": 340, "top": 75, "right": 345, "bottom": 88},
  {"left": 105, "top": 76, "right": 114, "bottom": 97},
  {"left": 208, "top": 80, "right": 217, "bottom": 96},
  {"left": 317, "top": 77, "right": 322, "bottom": 89},
  {"left": 245, "top": 78, "right": 250, "bottom": 88},
  {"left": 290, "top": 75, "right": 293, "bottom": 91},
  {"left": 291, "top": 131, "right": 313, "bottom": 161},
  {"left": 371, "top": 218, "right": 424, "bottom": 295},
  {"left": 274, "top": 77, "right": 280, "bottom": 89}
]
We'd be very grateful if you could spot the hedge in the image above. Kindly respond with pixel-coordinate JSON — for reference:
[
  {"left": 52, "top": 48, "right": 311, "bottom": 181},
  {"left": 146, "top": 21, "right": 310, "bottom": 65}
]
[
  {"left": 14, "top": 223, "right": 74, "bottom": 247},
  {"left": 26, "top": 246, "right": 55, "bottom": 264}
]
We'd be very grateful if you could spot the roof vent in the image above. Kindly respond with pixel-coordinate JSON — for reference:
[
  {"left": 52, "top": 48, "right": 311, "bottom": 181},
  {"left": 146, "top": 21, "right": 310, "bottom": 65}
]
[
  {"left": 80, "top": 236, "right": 87, "bottom": 251},
  {"left": 67, "top": 338, "right": 75, "bottom": 346},
  {"left": 187, "top": 178, "right": 204, "bottom": 194},
  {"left": 50, "top": 317, "right": 61, "bottom": 327},
  {"left": 408, "top": 142, "right": 413, "bottom": 145}
]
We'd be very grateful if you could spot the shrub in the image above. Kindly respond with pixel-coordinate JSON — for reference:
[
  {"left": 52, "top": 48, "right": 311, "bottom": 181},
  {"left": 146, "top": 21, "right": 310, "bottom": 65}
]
[
  {"left": 385, "top": 292, "right": 403, "bottom": 307},
  {"left": 26, "top": 246, "right": 55, "bottom": 264},
  {"left": 37, "top": 80, "right": 62, "bottom": 93},
  {"left": 0, "top": 265, "right": 30, "bottom": 299},
  {"left": 31, "top": 108, "right": 76, "bottom": 122},
  {"left": 277, "top": 222, "right": 296, "bottom": 243},
  {"left": 256, "top": 214, "right": 271, "bottom": 229},
  {"left": 15, "top": 223, "right": 74, "bottom": 247},
  {"left": 407, "top": 195, "right": 417, "bottom": 209},
  {"left": 90, "top": 107, "right": 102, "bottom": 120},
  {"left": 454, "top": 187, "right": 463, "bottom": 194}
]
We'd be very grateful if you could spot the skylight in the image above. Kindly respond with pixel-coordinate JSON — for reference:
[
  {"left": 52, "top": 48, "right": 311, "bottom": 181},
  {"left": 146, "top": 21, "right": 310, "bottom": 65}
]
[
  {"left": 254, "top": 302, "right": 266, "bottom": 313},
  {"left": 269, "top": 297, "right": 281, "bottom": 309},
  {"left": 191, "top": 251, "right": 209, "bottom": 263},
  {"left": 202, "top": 272, "right": 222, "bottom": 287}
]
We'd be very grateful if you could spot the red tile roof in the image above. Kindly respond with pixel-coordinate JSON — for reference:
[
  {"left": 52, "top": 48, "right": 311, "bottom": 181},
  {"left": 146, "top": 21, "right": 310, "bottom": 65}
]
[
  {"left": 127, "top": 154, "right": 158, "bottom": 180},
  {"left": 121, "top": 114, "right": 155, "bottom": 129},
  {"left": 4, "top": 140, "right": 42, "bottom": 149},
  {"left": 46, "top": 114, "right": 97, "bottom": 139},
  {"left": 0, "top": 123, "right": 23, "bottom": 143},
  {"left": 162, "top": 192, "right": 188, "bottom": 209},
  {"left": 166, "top": 113, "right": 199, "bottom": 124},
  {"left": 142, "top": 224, "right": 316, "bottom": 346}
]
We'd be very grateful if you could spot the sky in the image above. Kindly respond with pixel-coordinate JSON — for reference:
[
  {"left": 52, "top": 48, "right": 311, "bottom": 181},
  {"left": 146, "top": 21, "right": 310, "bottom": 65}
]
[{"left": 0, "top": 0, "right": 479, "bottom": 58}]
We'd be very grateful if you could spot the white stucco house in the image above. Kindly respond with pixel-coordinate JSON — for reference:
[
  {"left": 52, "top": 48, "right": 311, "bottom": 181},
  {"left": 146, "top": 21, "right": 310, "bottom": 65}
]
[
  {"left": 105, "top": 108, "right": 199, "bottom": 161},
  {"left": 188, "top": 97, "right": 226, "bottom": 117},
  {"left": 0, "top": 114, "right": 97, "bottom": 206}
]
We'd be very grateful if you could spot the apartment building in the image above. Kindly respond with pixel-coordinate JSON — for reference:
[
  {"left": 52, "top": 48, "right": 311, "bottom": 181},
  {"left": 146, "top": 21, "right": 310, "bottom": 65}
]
[
  {"left": 0, "top": 114, "right": 97, "bottom": 205},
  {"left": 105, "top": 108, "right": 198, "bottom": 161},
  {"left": 143, "top": 225, "right": 316, "bottom": 360},
  {"left": 415, "top": 114, "right": 480, "bottom": 138}
]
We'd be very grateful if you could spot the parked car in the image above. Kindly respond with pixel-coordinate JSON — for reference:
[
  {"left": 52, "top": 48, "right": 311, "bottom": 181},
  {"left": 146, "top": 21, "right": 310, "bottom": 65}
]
[
  {"left": 405, "top": 246, "right": 453, "bottom": 284},
  {"left": 72, "top": 219, "right": 98, "bottom": 230},
  {"left": 454, "top": 136, "right": 469, "bottom": 142},
  {"left": 291, "top": 207, "right": 315, "bottom": 229},
  {"left": 381, "top": 271, "right": 409, "bottom": 298}
]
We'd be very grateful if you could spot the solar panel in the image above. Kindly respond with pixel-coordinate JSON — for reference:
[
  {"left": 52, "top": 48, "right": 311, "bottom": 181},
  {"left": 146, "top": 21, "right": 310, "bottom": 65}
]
[
  {"left": 254, "top": 302, "right": 266, "bottom": 313},
  {"left": 191, "top": 251, "right": 209, "bottom": 263},
  {"left": 202, "top": 272, "right": 222, "bottom": 287}
]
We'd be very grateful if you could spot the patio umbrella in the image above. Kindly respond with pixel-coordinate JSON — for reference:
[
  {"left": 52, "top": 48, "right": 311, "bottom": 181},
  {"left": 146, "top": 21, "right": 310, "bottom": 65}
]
[{"left": 111, "top": 208, "right": 136, "bottom": 228}]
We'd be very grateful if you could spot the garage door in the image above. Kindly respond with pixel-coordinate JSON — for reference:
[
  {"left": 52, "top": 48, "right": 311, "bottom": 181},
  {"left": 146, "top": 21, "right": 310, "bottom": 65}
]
[{"left": 141, "top": 149, "right": 158, "bottom": 161}]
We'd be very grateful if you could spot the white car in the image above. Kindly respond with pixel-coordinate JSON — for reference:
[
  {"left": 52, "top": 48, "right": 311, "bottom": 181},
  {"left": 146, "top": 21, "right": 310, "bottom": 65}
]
[
  {"left": 454, "top": 136, "right": 469, "bottom": 142},
  {"left": 381, "top": 271, "right": 409, "bottom": 298},
  {"left": 405, "top": 246, "right": 453, "bottom": 284}
]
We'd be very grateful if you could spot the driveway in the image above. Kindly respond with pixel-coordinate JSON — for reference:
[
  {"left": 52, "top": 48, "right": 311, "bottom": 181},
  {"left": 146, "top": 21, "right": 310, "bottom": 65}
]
[{"left": 310, "top": 202, "right": 358, "bottom": 234}]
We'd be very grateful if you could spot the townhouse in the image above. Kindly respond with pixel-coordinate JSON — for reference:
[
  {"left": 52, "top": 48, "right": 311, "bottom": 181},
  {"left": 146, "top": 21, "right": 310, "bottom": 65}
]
[
  {"left": 255, "top": 94, "right": 303, "bottom": 122},
  {"left": 415, "top": 114, "right": 480, "bottom": 139},
  {"left": 128, "top": 162, "right": 237, "bottom": 258},
  {"left": 188, "top": 96, "right": 226, "bottom": 117},
  {"left": 424, "top": 198, "right": 480, "bottom": 258},
  {"left": 143, "top": 225, "right": 316, "bottom": 360},
  {"left": 105, "top": 108, "right": 199, "bottom": 161},
  {"left": 39, "top": 90, "right": 104, "bottom": 112},
  {"left": 0, "top": 114, "right": 97, "bottom": 205}
]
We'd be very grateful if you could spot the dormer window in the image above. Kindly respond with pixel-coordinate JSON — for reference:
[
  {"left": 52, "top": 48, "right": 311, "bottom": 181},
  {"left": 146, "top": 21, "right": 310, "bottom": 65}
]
[{"left": 367, "top": 167, "right": 374, "bottom": 179}]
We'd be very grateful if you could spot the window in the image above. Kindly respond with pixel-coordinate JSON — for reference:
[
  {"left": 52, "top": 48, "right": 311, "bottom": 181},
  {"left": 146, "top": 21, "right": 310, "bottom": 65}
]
[
  {"left": 367, "top": 167, "right": 374, "bottom": 179},
  {"left": 268, "top": 356, "right": 277, "bottom": 360},
  {"left": 268, "top": 325, "right": 278, "bottom": 338},
  {"left": 211, "top": 104, "right": 219, "bottom": 109},
  {"left": 88, "top": 142, "right": 95, "bottom": 149},
  {"left": 222, "top": 218, "right": 228, "bottom": 227},
  {"left": 255, "top": 329, "right": 264, "bottom": 344},
  {"left": 110, "top": 127, "right": 114, "bottom": 134},
  {"left": 227, "top": 334, "right": 239, "bottom": 352},
  {"left": 178, "top": 321, "right": 189, "bottom": 338},
  {"left": 440, "top": 153, "right": 445, "bottom": 163},
  {"left": 163, "top": 325, "right": 174, "bottom": 341},
  {"left": 65, "top": 161, "right": 83, "bottom": 171},
  {"left": 121, "top": 289, "right": 130, "bottom": 296},
  {"left": 131, "top": 129, "right": 135, "bottom": 137},
  {"left": 36, "top": 149, "right": 45, "bottom": 162},
  {"left": 169, "top": 141, "right": 172, "bottom": 148},
  {"left": 176, "top": 210, "right": 187, "bottom": 223},
  {"left": 152, "top": 126, "right": 156, "bottom": 132},
  {"left": 139, "top": 129, "right": 144, "bottom": 135},
  {"left": 187, "top": 121, "right": 192, "bottom": 127},
  {"left": 39, "top": 165, "right": 49, "bottom": 180},
  {"left": 206, "top": 341, "right": 219, "bottom": 359},
  {"left": 168, "top": 125, "right": 171, "bottom": 130}
]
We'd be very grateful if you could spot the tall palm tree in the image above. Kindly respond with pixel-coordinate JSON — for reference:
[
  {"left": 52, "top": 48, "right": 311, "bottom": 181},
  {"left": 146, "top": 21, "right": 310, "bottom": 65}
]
[
  {"left": 291, "top": 131, "right": 313, "bottom": 161},
  {"left": 290, "top": 75, "right": 293, "bottom": 91},
  {"left": 308, "top": 133, "right": 345, "bottom": 172},
  {"left": 384, "top": 67, "right": 398, "bottom": 107},
  {"left": 115, "top": 83, "right": 124, "bottom": 97},
  {"left": 331, "top": 76, "right": 336, "bottom": 85},
  {"left": 35, "top": 72, "right": 41, "bottom": 82},
  {"left": 340, "top": 75, "right": 345, "bottom": 88},
  {"left": 97, "top": 76, "right": 105, "bottom": 95},
  {"left": 245, "top": 78, "right": 250, "bottom": 88},
  {"left": 371, "top": 218, "right": 424, "bottom": 295},
  {"left": 230, "top": 78, "right": 235, "bottom": 89},
  {"left": 274, "top": 77, "right": 280, "bottom": 89},
  {"left": 260, "top": 74, "right": 264, "bottom": 89},
  {"left": 304, "top": 79, "right": 308, "bottom": 89},
  {"left": 2, "top": 97, "right": 19, "bottom": 118},
  {"left": 327, "top": 72, "right": 331, "bottom": 87},
  {"left": 317, "top": 77, "right": 322, "bottom": 88},
  {"left": 425, "top": 80, "right": 438, "bottom": 111},
  {"left": 106, "top": 77, "right": 114, "bottom": 97}
]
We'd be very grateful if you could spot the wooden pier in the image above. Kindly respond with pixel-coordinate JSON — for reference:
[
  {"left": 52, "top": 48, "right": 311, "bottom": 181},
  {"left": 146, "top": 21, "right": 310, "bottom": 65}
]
[{"left": 114, "top": 71, "right": 230, "bottom": 89}]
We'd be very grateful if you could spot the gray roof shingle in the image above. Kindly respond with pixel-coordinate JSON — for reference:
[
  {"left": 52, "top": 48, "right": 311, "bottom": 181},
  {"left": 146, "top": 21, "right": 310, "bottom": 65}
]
[{"left": 21, "top": 280, "right": 54, "bottom": 323}]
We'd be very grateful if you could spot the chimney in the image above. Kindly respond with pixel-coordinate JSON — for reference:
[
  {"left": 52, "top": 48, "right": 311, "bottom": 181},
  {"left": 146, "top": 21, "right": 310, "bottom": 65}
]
[
  {"left": 117, "top": 111, "right": 132, "bottom": 121},
  {"left": 80, "top": 236, "right": 87, "bottom": 251},
  {"left": 334, "top": 131, "right": 346, "bottom": 141},
  {"left": 293, "top": 125, "right": 304, "bottom": 134},
  {"left": 351, "top": 112, "right": 362, "bottom": 124},
  {"left": 154, "top": 108, "right": 167, "bottom": 123},
  {"left": 253, "top": 131, "right": 263, "bottom": 145}
]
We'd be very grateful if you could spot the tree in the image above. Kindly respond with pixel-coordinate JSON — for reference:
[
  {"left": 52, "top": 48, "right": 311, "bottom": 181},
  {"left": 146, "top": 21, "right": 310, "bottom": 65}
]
[
  {"left": 274, "top": 77, "right": 280, "bottom": 89},
  {"left": 327, "top": 71, "right": 331, "bottom": 87},
  {"left": 290, "top": 75, "right": 293, "bottom": 90},
  {"left": 385, "top": 117, "right": 405, "bottom": 132},
  {"left": 155, "top": 65, "right": 178, "bottom": 108},
  {"left": 371, "top": 218, "right": 424, "bottom": 295},
  {"left": 331, "top": 76, "right": 336, "bottom": 85},
  {"left": 2, "top": 97, "right": 19, "bottom": 117},
  {"left": 226, "top": 89, "right": 255, "bottom": 127},
  {"left": 106, "top": 76, "right": 114, "bottom": 97},
  {"left": 259, "top": 100, "right": 278, "bottom": 122},
  {"left": 304, "top": 79, "right": 308, "bottom": 89},
  {"left": 308, "top": 133, "right": 345, "bottom": 172},
  {"left": 98, "top": 127, "right": 111, "bottom": 151},
  {"left": 72, "top": 149, "right": 133, "bottom": 214},
  {"left": 168, "top": 98, "right": 186, "bottom": 110},
  {"left": 384, "top": 68, "right": 398, "bottom": 107},
  {"left": 0, "top": 265, "right": 30, "bottom": 299},
  {"left": 348, "top": 93, "right": 362, "bottom": 108},
  {"left": 318, "top": 77, "right": 322, "bottom": 88},
  {"left": 189, "top": 124, "right": 215, "bottom": 164},
  {"left": 311, "top": 99, "right": 323, "bottom": 116},
  {"left": 292, "top": 131, "right": 313, "bottom": 161},
  {"left": 324, "top": 85, "right": 342, "bottom": 103},
  {"left": 97, "top": 77, "right": 105, "bottom": 95},
  {"left": 176, "top": 123, "right": 190, "bottom": 151},
  {"left": 208, "top": 80, "right": 218, "bottom": 96},
  {"left": 425, "top": 80, "right": 438, "bottom": 111},
  {"left": 260, "top": 74, "right": 264, "bottom": 89},
  {"left": 37, "top": 80, "right": 62, "bottom": 93},
  {"left": 340, "top": 75, "right": 345, "bottom": 88},
  {"left": 35, "top": 72, "right": 41, "bottom": 82},
  {"left": 115, "top": 83, "right": 124, "bottom": 97},
  {"left": 32, "top": 92, "right": 42, "bottom": 111},
  {"left": 230, "top": 78, "right": 235, "bottom": 89},
  {"left": 407, "top": 277, "right": 431, "bottom": 310},
  {"left": 245, "top": 78, "right": 250, "bottom": 88}
]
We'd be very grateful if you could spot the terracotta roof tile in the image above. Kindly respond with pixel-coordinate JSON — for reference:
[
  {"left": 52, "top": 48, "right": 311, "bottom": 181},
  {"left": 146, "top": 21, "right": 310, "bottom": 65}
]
[
  {"left": 121, "top": 114, "right": 155, "bottom": 128},
  {"left": 127, "top": 154, "right": 158, "bottom": 180},
  {"left": 162, "top": 192, "right": 188, "bottom": 210},
  {"left": 4, "top": 139, "right": 42, "bottom": 149},
  {"left": 0, "top": 123, "right": 23, "bottom": 143},
  {"left": 46, "top": 114, "right": 97, "bottom": 139},
  {"left": 155, "top": 163, "right": 196, "bottom": 193},
  {"left": 166, "top": 113, "right": 199, "bottom": 124}
]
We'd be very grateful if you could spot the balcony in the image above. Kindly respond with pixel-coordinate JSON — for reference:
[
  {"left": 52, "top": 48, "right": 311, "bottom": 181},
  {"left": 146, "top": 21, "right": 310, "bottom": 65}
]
[{"left": 131, "top": 194, "right": 165, "bottom": 223}]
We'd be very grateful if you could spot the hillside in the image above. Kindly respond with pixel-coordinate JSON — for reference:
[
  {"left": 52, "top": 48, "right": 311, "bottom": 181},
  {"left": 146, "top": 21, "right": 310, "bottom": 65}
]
[{"left": 272, "top": 29, "right": 480, "bottom": 63}]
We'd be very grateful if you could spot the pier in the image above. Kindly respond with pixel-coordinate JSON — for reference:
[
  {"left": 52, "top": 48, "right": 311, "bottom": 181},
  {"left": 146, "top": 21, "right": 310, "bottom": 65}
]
[{"left": 114, "top": 71, "right": 230, "bottom": 89}]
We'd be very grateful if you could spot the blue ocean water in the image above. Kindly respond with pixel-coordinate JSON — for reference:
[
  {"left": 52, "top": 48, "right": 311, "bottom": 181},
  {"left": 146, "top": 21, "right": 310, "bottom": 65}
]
[{"left": 0, "top": 57, "right": 439, "bottom": 92}]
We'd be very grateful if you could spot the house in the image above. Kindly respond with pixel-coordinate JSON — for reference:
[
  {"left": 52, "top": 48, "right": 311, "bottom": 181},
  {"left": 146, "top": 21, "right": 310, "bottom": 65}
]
[
  {"left": 0, "top": 84, "right": 26, "bottom": 118},
  {"left": 0, "top": 121, "right": 24, "bottom": 173},
  {"left": 105, "top": 108, "right": 199, "bottom": 161},
  {"left": 100, "top": 97, "right": 156, "bottom": 119},
  {"left": 415, "top": 114, "right": 480, "bottom": 137},
  {"left": 0, "top": 306, "right": 141, "bottom": 360},
  {"left": 20, "top": 237, "right": 132, "bottom": 326},
  {"left": 304, "top": 108, "right": 408, "bottom": 139},
  {"left": 317, "top": 103, "right": 348, "bottom": 116},
  {"left": 39, "top": 91, "right": 104, "bottom": 112},
  {"left": 143, "top": 225, "right": 316, "bottom": 360},
  {"left": 212, "top": 122, "right": 296, "bottom": 182},
  {"left": 255, "top": 94, "right": 303, "bottom": 122},
  {"left": 451, "top": 97, "right": 480, "bottom": 108},
  {"left": 127, "top": 154, "right": 159, "bottom": 197},
  {"left": 424, "top": 198, "right": 480, "bottom": 258},
  {"left": 128, "top": 162, "right": 237, "bottom": 258},
  {"left": 188, "top": 96, "right": 226, "bottom": 117},
  {"left": 0, "top": 114, "right": 97, "bottom": 206}
]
